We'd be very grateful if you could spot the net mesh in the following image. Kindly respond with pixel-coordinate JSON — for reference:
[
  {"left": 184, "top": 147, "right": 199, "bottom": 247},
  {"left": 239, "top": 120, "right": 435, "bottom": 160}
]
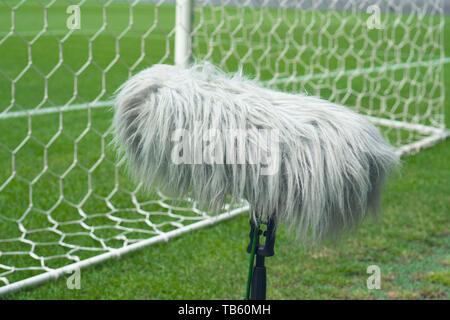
[
  {"left": 194, "top": 0, "right": 445, "bottom": 150},
  {"left": 0, "top": 0, "right": 445, "bottom": 292}
]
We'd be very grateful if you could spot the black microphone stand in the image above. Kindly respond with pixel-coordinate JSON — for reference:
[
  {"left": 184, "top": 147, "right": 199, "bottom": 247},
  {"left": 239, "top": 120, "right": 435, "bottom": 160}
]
[{"left": 246, "top": 216, "right": 277, "bottom": 300}]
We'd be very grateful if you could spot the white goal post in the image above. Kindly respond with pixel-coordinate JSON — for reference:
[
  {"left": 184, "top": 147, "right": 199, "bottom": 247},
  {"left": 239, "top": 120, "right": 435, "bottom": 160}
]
[{"left": 0, "top": 0, "right": 447, "bottom": 296}]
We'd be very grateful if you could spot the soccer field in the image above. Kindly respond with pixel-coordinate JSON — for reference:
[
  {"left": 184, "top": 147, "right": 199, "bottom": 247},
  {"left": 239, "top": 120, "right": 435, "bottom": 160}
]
[{"left": 0, "top": 1, "right": 448, "bottom": 299}]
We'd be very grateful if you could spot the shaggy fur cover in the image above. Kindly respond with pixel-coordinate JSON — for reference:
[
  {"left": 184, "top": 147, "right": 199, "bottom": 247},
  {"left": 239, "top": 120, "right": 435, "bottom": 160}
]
[{"left": 113, "top": 62, "right": 399, "bottom": 242}]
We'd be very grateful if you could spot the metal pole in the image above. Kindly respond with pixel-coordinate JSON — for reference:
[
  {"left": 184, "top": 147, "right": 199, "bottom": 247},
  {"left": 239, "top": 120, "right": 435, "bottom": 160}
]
[
  {"left": 175, "top": 0, "right": 194, "bottom": 68},
  {"left": 246, "top": 217, "right": 277, "bottom": 300}
]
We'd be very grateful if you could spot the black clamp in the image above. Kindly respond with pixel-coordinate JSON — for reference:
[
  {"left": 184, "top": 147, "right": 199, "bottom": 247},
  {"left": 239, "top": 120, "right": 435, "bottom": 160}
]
[
  {"left": 247, "top": 217, "right": 276, "bottom": 257},
  {"left": 246, "top": 216, "right": 277, "bottom": 300}
]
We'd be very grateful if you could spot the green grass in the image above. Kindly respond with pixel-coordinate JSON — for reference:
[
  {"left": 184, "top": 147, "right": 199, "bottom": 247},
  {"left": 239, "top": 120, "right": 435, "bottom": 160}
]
[
  {"left": 3, "top": 139, "right": 449, "bottom": 300},
  {"left": 0, "top": 1, "right": 449, "bottom": 299}
]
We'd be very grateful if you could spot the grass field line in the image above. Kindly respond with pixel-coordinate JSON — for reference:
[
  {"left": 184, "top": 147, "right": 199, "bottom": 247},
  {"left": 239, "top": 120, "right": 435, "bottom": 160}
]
[
  {"left": 268, "top": 56, "right": 450, "bottom": 84},
  {"left": 0, "top": 29, "right": 174, "bottom": 39},
  {"left": 0, "top": 56, "right": 448, "bottom": 120},
  {"left": 0, "top": 100, "right": 113, "bottom": 119}
]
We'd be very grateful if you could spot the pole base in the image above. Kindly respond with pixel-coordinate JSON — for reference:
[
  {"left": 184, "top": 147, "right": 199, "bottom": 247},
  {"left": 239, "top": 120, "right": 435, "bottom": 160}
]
[{"left": 246, "top": 216, "right": 277, "bottom": 300}]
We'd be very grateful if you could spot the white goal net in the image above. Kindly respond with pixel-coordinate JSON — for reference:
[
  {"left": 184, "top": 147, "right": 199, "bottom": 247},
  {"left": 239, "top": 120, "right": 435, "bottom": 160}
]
[{"left": 0, "top": 0, "right": 446, "bottom": 295}]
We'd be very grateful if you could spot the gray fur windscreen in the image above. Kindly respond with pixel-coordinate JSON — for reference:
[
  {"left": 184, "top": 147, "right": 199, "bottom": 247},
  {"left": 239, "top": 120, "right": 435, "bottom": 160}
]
[{"left": 113, "top": 62, "right": 399, "bottom": 243}]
